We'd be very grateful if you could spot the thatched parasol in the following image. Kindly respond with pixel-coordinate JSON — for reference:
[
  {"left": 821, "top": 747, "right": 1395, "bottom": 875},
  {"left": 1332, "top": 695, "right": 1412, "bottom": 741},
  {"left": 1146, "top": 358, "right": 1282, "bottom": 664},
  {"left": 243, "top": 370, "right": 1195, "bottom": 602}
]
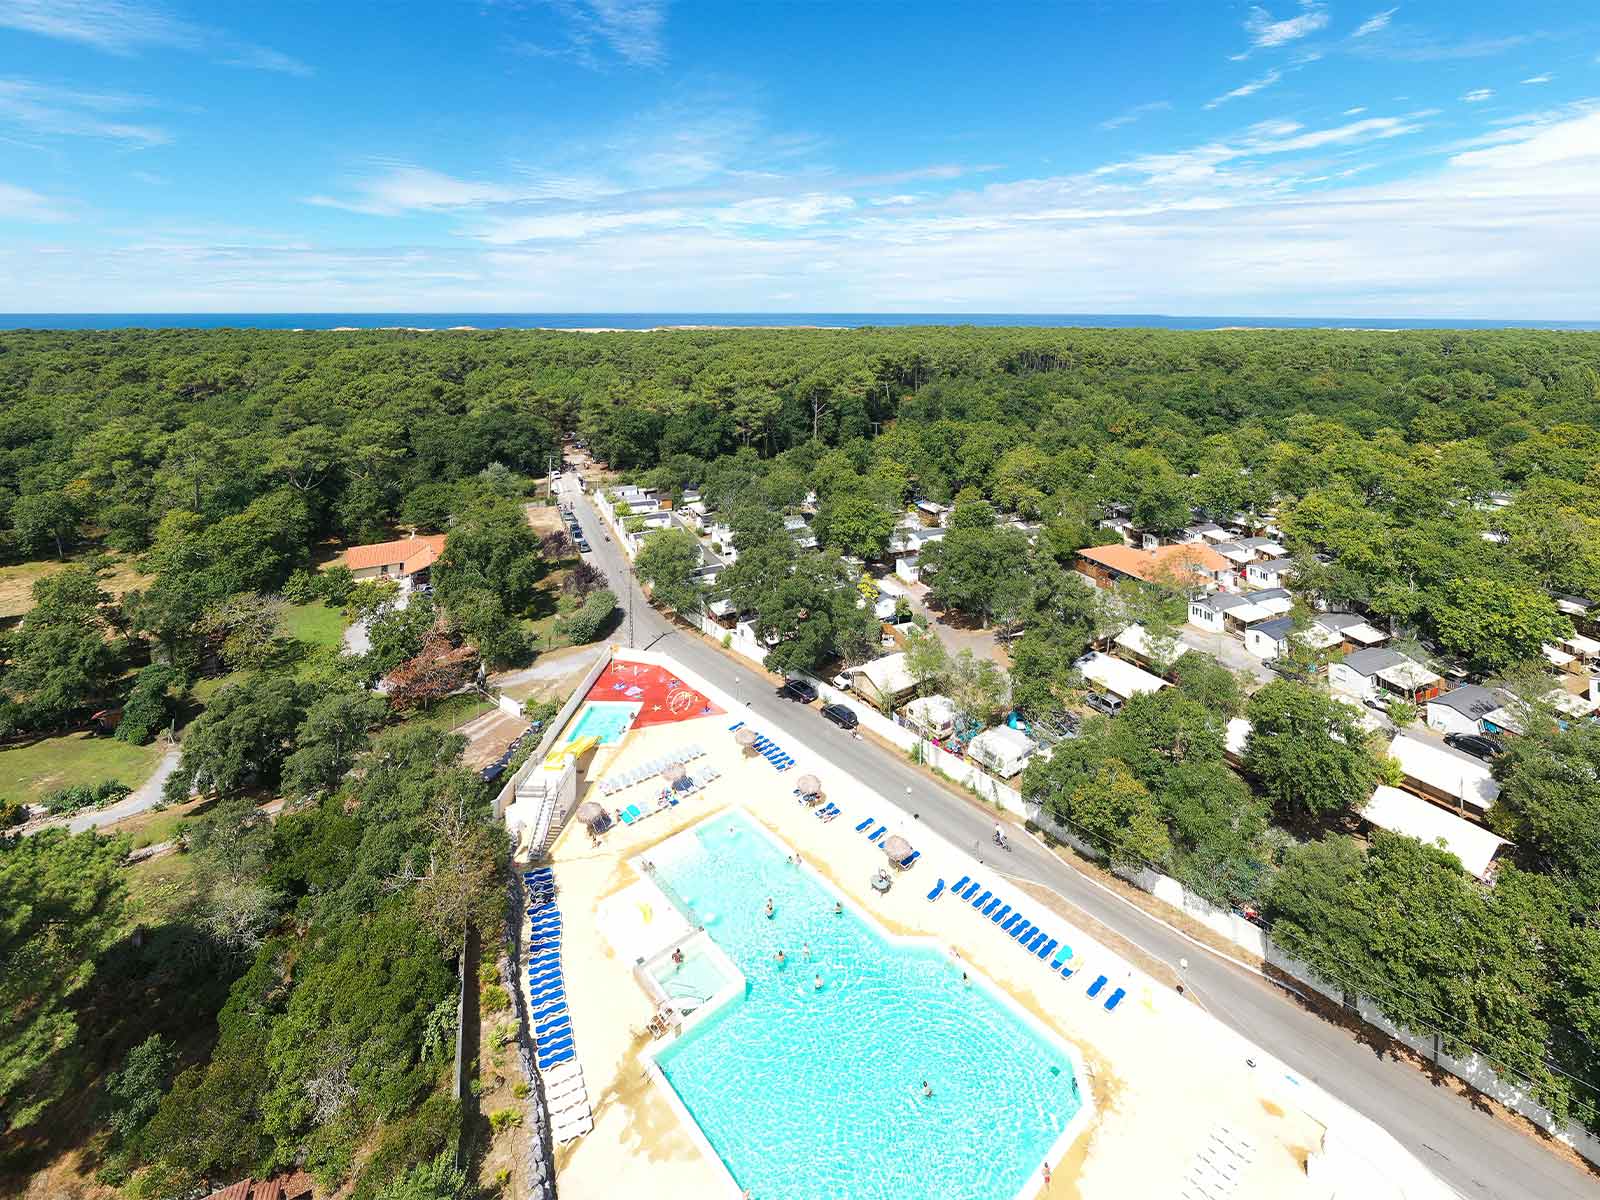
[
  {"left": 661, "top": 762, "right": 687, "bottom": 782},
  {"left": 795, "top": 773, "right": 822, "bottom": 797},
  {"left": 882, "top": 834, "right": 913, "bottom": 864},
  {"left": 576, "top": 800, "right": 610, "bottom": 833},
  {"left": 735, "top": 727, "right": 758, "bottom": 754}
]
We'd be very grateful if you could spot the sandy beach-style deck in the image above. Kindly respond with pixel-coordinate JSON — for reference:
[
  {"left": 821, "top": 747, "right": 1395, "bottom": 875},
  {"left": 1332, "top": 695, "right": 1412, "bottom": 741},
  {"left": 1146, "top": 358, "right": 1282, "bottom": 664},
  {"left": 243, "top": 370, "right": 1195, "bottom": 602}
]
[{"left": 517, "top": 649, "right": 1444, "bottom": 1200}]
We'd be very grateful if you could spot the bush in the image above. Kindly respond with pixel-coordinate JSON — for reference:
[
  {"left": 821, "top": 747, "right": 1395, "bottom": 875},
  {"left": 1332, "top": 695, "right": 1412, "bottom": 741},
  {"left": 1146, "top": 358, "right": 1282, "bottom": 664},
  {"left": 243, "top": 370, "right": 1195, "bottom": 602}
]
[
  {"left": 522, "top": 697, "right": 560, "bottom": 726},
  {"left": 558, "top": 589, "right": 616, "bottom": 645},
  {"left": 481, "top": 983, "right": 509, "bottom": 1012},
  {"left": 477, "top": 960, "right": 499, "bottom": 985},
  {"left": 42, "top": 779, "right": 131, "bottom": 815},
  {"left": 316, "top": 564, "right": 356, "bottom": 607},
  {"left": 511, "top": 1080, "right": 530, "bottom": 1099},
  {"left": 488, "top": 1107, "right": 523, "bottom": 1132}
]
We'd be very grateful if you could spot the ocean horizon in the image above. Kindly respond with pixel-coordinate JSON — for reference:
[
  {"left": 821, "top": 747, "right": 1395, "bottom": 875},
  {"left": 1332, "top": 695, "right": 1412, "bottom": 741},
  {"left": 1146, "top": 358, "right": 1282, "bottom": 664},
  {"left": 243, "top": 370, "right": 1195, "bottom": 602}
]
[{"left": 1, "top": 312, "right": 1598, "bottom": 332}]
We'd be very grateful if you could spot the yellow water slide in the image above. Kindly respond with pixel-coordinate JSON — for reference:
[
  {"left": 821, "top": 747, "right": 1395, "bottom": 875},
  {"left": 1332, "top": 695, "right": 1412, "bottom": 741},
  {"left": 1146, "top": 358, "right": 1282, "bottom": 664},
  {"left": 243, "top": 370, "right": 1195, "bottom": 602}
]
[{"left": 544, "top": 733, "right": 599, "bottom": 771}]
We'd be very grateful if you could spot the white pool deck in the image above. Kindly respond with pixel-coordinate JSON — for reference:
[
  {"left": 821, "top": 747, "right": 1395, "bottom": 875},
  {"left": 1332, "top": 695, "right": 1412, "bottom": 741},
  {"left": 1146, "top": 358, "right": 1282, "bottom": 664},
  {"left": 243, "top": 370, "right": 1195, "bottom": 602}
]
[{"left": 519, "top": 649, "right": 1454, "bottom": 1200}]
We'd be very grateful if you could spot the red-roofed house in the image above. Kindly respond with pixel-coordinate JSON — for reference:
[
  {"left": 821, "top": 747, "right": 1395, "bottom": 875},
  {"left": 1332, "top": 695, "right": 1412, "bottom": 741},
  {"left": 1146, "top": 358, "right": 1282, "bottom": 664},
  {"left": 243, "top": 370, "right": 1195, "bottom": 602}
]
[
  {"left": 204, "top": 1170, "right": 315, "bottom": 1200},
  {"left": 1075, "top": 542, "right": 1232, "bottom": 593},
  {"left": 339, "top": 535, "right": 447, "bottom": 586}
]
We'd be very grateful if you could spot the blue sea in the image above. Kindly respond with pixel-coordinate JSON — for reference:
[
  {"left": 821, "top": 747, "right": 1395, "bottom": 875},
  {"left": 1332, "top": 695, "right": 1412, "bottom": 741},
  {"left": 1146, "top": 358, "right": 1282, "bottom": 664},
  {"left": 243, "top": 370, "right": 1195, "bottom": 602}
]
[{"left": 0, "top": 312, "right": 1597, "bottom": 332}]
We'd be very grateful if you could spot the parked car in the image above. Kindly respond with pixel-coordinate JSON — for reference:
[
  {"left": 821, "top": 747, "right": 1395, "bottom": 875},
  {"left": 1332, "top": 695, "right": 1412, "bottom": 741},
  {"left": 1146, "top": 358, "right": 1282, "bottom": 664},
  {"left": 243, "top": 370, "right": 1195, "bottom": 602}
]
[
  {"left": 1444, "top": 732, "right": 1505, "bottom": 761},
  {"left": 574, "top": 537, "right": 591, "bottom": 553},
  {"left": 821, "top": 702, "right": 858, "bottom": 730},
  {"left": 780, "top": 678, "right": 819, "bottom": 704},
  {"left": 1083, "top": 692, "right": 1123, "bottom": 716}
]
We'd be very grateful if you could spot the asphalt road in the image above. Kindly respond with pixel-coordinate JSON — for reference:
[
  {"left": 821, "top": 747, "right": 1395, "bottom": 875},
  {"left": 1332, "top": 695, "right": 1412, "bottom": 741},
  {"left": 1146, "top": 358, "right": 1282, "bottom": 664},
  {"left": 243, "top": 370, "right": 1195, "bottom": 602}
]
[{"left": 557, "top": 478, "right": 1598, "bottom": 1200}]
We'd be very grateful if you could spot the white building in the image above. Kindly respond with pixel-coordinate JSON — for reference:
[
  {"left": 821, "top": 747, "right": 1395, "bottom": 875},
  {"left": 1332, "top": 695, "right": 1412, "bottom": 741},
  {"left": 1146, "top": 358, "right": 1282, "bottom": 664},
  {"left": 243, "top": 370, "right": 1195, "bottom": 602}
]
[
  {"left": 1423, "top": 685, "right": 1500, "bottom": 736},
  {"left": 903, "top": 694, "right": 958, "bottom": 738},
  {"left": 968, "top": 725, "right": 1037, "bottom": 778},
  {"left": 1328, "top": 648, "right": 1441, "bottom": 704},
  {"left": 1244, "top": 557, "right": 1294, "bottom": 589}
]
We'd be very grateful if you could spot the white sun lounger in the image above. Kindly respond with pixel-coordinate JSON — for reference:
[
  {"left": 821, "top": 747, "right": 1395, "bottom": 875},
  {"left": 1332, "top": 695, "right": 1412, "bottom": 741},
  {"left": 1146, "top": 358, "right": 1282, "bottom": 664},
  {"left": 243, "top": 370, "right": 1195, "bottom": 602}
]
[
  {"left": 554, "top": 1114, "right": 593, "bottom": 1142},
  {"left": 540, "top": 1068, "right": 585, "bottom": 1094}
]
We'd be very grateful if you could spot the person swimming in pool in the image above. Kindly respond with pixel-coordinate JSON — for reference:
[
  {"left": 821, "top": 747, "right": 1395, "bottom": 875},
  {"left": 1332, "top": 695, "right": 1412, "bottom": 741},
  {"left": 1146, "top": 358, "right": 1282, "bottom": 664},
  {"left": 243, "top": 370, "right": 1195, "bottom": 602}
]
[
  {"left": 764, "top": 897, "right": 775, "bottom": 919},
  {"left": 671, "top": 947, "right": 684, "bottom": 966},
  {"left": 832, "top": 900, "right": 842, "bottom": 916},
  {"left": 813, "top": 973, "right": 824, "bottom": 990},
  {"left": 775, "top": 948, "right": 786, "bottom": 965},
  {"left": 922, "top": 1080, "right": 933, "bottom": 1098},
  {"left": 801, "top": 942, "right": 811, "bottom": 959}
]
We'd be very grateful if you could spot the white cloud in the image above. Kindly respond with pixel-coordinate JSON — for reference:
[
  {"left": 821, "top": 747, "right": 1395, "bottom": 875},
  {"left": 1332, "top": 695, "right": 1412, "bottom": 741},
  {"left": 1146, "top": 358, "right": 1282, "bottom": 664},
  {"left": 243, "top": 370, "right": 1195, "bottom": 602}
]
[
  {"left": 1099, "top": 100, "right": 1171, "bottom": 130},
  {"left": 0, "top": 179, "right": 64, "bottom": 221},
  {"left": 1521, "top": 74, "right": 1552, "bottom": 85},
  {"left": 0, "top": 0, "right": 309, "bottom": 73},
  {"left": 535, "top": 0, "right": 667, "bottom": 69},
  {"left": 1461, "top": 88, "right": 1494, "bottom": 103},
  {"left": 1343, "top": 106, "right": 1367, "bottom": 115},
  {"left": 0, "top": 77, "right": 168, "bottom": 146},
  {"left": 1244, "top": 3, "right": 1329, "bottom": 49},
  {"left": 13, "top": 104, "right": 1600, "bottom": 317},
  {"left": 1352, "top": 8, "right": 1397, "bottom": 38},
  {"left": 1205, "top": 69, "right": 1283, "bottom": 109}
]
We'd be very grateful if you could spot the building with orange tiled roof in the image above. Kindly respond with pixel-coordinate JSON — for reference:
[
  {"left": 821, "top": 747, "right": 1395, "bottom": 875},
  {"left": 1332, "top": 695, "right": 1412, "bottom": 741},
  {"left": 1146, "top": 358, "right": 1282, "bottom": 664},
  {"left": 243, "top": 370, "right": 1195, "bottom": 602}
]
[
  {"left": 339, "top": 534, "right": 447, "bottom": 584},
  {"left": 1075, "top": 541, "right": 1233, "bottom": 593},
  {"left": 203, "top": 1169, "right": 315, "bottom": 1200}
]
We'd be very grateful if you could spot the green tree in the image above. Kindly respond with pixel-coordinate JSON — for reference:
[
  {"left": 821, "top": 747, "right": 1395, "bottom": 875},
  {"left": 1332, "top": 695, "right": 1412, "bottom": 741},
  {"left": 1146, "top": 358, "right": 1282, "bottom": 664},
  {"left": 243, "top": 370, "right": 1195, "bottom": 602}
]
[
  {"left": 1427, "top": 576, "right": 1570, "bottom": 672},
  {"left": 0, "top": 566, "right": 122, "bottom": 732},
  {"left": 1, "top": 828, "right": 129, "bottom": 1136},
  {"left": 1242, "top": 680, "right": 1379, "bottom": 819},
  {"left": 903, "top": 628, "right": 950, "bottom": 698},
  {"left": 116, "top": 663, "right": 181, "bottom": 744},
  {"left": 281, "top": 687, "right": 389, "bottom": 800},
  {"left": 105, "top": 1033, "right": 177, "bottom": 1143},
  {"left": 918, "top": 526, "right": 1031, "bottom": 626},
  {"left": 634, "top": 527, "right": 705, "bottom": 616},
  {"left": 376, "top": 1151, "right": 467, "bottom": 1200},
  {"left": 816, "top": 492, "right": 897, "bottom": 558},
  {"left": 432, "top": 495, "right": 544, "bottom": 616},
  {"left": 1168, "top": 653, "right": 1243, "bottom": 717},
  {"left": 10, "top": 490, "right": 80, "bottom": 559},
  {"left": 1491, "top": 721, "right": 1600, "bottom": 905},
  {"left": 1063, "top": 760, "right": 1172, "bottom": 869},
  {"left": 166, "top": 675, "right": 307, "bottom": 800}
]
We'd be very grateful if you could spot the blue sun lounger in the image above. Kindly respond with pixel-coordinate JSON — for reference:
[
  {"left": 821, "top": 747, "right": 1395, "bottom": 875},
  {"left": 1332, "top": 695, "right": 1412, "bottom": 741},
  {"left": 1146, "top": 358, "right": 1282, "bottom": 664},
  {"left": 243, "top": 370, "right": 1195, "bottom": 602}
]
[
  {"left": 951, "top": 875, "right": 970, "bottom": 893},
  {"left": 1104, "top": 987, "right": 1126, "bottom": 1011},
  {"left": 1050, "top": 946, "right": 1073, "bottom": 970},
  {"left": 1010, "top": 922, "right": 1031, "bottom": 941},
  {"left": 926, "top": 878, "right": 945, "bottom": 901},
  {"left": 527, "top": 953, "right": 560, "bottom": 970},
  {"left": 538, "top": 1037, "right": 574, "bottom": 1060},
  {"left": 900, "top": 850, "right": 920, "bottom": 869},
  {"left": 982, "top": 897, "right": 1000, "bottom": 916},
  {"left": 1060, "top": 960, "right": 1078, "bottom": 979},
  {"left": 868, "top": 826, "right": 887, "bottom": 842},
  {"left": 1000, "top": 913, "right": 1020, "bottom": 931},
  {"left": 535, "top": 1016, "right": 571, "bottom": 1039},
  {"left": 960, "top": 880, "right": 980, "bottom": 900},
  {"left": 855, "top": 817, "right": 874, "bottom": 832},
  {"left": 1026, "top": 931, "right": 1045, "bottom": 952},
  {"left": 1086, "top": 975, "right": 1108, "bottom": 998},
  {"left": 990, "top": 904, "right": 1011, "bottom": 924},
  {"left": 538, "top": 1047, "right": 575, "bottom": 1070},
  {"left": 1037, "top": 938, "right": 1057, "bottom": 961},
  {"left": 530, "top": 1001, "right": 567, "bottom": 1022},
  {"left": 971, "top": 889, "right": 991, "bottom": 908}
]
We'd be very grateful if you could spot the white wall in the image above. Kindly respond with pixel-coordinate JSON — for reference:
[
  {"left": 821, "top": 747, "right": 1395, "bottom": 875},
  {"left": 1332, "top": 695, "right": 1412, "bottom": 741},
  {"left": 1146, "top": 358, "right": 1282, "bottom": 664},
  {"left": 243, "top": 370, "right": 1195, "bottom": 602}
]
[
  {"left": 1025, "top": 799, "right": 1600, "bottom": 1169},
  {"left": 1424, "top": 704, "right": 1477, "bottom": 736},
  {"left": 1327, "top": 662, "right": 1373, "bottom": 700}
]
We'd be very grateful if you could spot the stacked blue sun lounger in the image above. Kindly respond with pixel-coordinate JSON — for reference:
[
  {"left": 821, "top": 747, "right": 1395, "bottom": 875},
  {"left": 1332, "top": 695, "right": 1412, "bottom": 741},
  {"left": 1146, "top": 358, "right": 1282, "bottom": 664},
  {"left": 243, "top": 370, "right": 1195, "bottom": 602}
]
[
  {"left": 526, "top": 879, "right": 576, "bottom": 1069},
  {"left": 749, "top": 732, "right": 795, "bottom": 771}
]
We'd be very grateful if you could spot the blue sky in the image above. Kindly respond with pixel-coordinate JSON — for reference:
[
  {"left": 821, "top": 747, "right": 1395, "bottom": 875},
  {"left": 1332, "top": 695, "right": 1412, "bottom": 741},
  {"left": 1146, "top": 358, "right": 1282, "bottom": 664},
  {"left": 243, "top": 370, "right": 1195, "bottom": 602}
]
[{"left": 2, "top": 0, "right": 1598, "bottom": 314}]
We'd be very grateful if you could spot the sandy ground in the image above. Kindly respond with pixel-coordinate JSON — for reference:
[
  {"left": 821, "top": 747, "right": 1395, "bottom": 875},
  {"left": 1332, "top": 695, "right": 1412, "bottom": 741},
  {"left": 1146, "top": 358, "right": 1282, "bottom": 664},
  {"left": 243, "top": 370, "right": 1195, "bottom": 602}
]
[{"left": 526, "top": 667, "right": 1337, "bottom": 1200}]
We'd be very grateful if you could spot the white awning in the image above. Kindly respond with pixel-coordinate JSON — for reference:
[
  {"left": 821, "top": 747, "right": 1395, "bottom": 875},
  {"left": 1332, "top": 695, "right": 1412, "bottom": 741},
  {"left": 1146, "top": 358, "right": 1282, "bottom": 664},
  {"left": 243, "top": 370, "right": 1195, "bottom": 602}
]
[
  {"left": 1362, "top": 786, "right": 1508, "bottom": 881},
  {"left": 1387, "top": 735, "right": 1500, "bottom": 811},
  {"left": 1341, "top": 622, "right": 1388, "bottom": 645},
  {"left": 1114, "top": 624, "right": 1191, "bottom": 661},
  {"left": 1225, "top": 717, "right": 1251, "bottom": 758},
  {"left": 1377, "top": 662, "right": 1442, "bottom": 691},
  {"left": 1562, "top": 633, "right": 1600, "bottom": 658},
  {"left": 1542, "top": 643, "right": 1576, "bottom": 667},
  {"left": 1075, "top": 650, "right": 1168, "bottom": 699},
  {"left": 1251, "top": 594, "right": 1294, "bottom": 616}
]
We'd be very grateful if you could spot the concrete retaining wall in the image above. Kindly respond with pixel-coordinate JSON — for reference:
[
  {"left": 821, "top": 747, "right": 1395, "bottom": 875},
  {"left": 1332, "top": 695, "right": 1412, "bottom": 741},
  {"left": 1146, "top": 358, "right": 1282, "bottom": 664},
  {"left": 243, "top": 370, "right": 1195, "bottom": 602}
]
[{"left": 495, "top": 648, "right": 613, "bottom": 822}]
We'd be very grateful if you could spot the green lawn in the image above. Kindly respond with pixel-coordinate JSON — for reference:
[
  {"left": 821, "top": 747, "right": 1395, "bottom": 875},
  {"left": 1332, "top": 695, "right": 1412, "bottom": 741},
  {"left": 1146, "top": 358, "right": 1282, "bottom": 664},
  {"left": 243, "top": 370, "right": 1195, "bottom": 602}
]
[
  {"left": 281, "top": 599, "right": 346, "bottom": 650},
  {"left": 402, "top": 692, "right": 496, "bottom": 731},
  {"left": 0, "top": 731, "right": 165, "bottom": 808}
]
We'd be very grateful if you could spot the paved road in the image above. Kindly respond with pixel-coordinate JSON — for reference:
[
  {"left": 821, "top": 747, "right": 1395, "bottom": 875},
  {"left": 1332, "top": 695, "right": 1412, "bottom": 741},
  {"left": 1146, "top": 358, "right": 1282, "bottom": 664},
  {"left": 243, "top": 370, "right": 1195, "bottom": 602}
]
[
  {"left": 558, "top": 479, "right": 1597, "bottom": 1200},
  {"left": 18, "top": 745, "right": 182, "bottom": 838}
]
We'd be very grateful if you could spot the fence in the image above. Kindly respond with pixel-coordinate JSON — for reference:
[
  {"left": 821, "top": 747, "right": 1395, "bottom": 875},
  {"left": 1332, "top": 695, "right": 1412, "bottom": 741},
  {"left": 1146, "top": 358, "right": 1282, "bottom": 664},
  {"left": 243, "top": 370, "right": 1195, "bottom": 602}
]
[
  {"left": 500, "top": 875, "right": 558, "bottom": 1199},
  {"left": 1025, "top": 802, "right": 1600, "bottom": 1167}
]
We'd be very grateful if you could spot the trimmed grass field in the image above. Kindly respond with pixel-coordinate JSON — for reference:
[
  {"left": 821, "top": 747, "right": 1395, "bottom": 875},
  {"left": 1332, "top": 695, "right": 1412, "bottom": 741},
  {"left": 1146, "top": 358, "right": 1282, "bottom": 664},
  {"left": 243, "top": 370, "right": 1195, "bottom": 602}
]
[
  {"left": 281, "top": 599, "right": 346, "bottom": 650},
  {"left": 0, "top": 553, "right": 153, "bottom": 620},
  {"left": 0, "top": 731, "right": 165, "bottom": 808}
]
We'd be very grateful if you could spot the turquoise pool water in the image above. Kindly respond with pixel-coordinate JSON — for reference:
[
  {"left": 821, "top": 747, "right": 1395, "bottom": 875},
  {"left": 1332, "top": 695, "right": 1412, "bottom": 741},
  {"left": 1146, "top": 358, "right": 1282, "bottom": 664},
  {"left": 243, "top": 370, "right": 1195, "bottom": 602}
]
[
  {"left": 565, "top": 701, "right": 639, "bottom": 746},
  {"left": 652, "top": 812, "right": 1083, "bottom": 1200}
]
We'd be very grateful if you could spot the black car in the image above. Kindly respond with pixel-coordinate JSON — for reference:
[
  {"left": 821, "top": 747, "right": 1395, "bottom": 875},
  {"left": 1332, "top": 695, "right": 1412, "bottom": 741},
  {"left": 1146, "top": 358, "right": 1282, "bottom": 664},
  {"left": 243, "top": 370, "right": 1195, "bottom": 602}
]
[
  {"left": 1083, "top": 692, "right": 1123, "bottom": 716},
  {"left": 1444, "top": 732, "right": 1505, "bottom": 761},
  {"left": 821, "top": 703, "right": 858, "bottom": 730},
  {"left": 780, "top": 678, "right": 819, "bottom": 704}
]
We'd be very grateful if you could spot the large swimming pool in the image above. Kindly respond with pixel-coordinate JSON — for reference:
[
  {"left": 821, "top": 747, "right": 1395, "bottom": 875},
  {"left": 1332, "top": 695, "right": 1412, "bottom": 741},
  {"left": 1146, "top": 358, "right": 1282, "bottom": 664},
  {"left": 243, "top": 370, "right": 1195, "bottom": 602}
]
[
  {"left": 649, "top": 811, "right": 1085, "bottom": 1200},
  {"left": 565, "top": 700, "right": 639, "bottom": 746}
]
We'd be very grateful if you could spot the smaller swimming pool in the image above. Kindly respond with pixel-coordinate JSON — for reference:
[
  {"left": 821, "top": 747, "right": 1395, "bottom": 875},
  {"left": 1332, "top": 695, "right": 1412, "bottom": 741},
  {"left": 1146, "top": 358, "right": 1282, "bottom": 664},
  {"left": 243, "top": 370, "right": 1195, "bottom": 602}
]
[
  {"left": 566, "top": 701, "right": 640, "bottom": 746},
  {"left": 648, "top": 943, "right": 739, "bottom": 1016}
]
